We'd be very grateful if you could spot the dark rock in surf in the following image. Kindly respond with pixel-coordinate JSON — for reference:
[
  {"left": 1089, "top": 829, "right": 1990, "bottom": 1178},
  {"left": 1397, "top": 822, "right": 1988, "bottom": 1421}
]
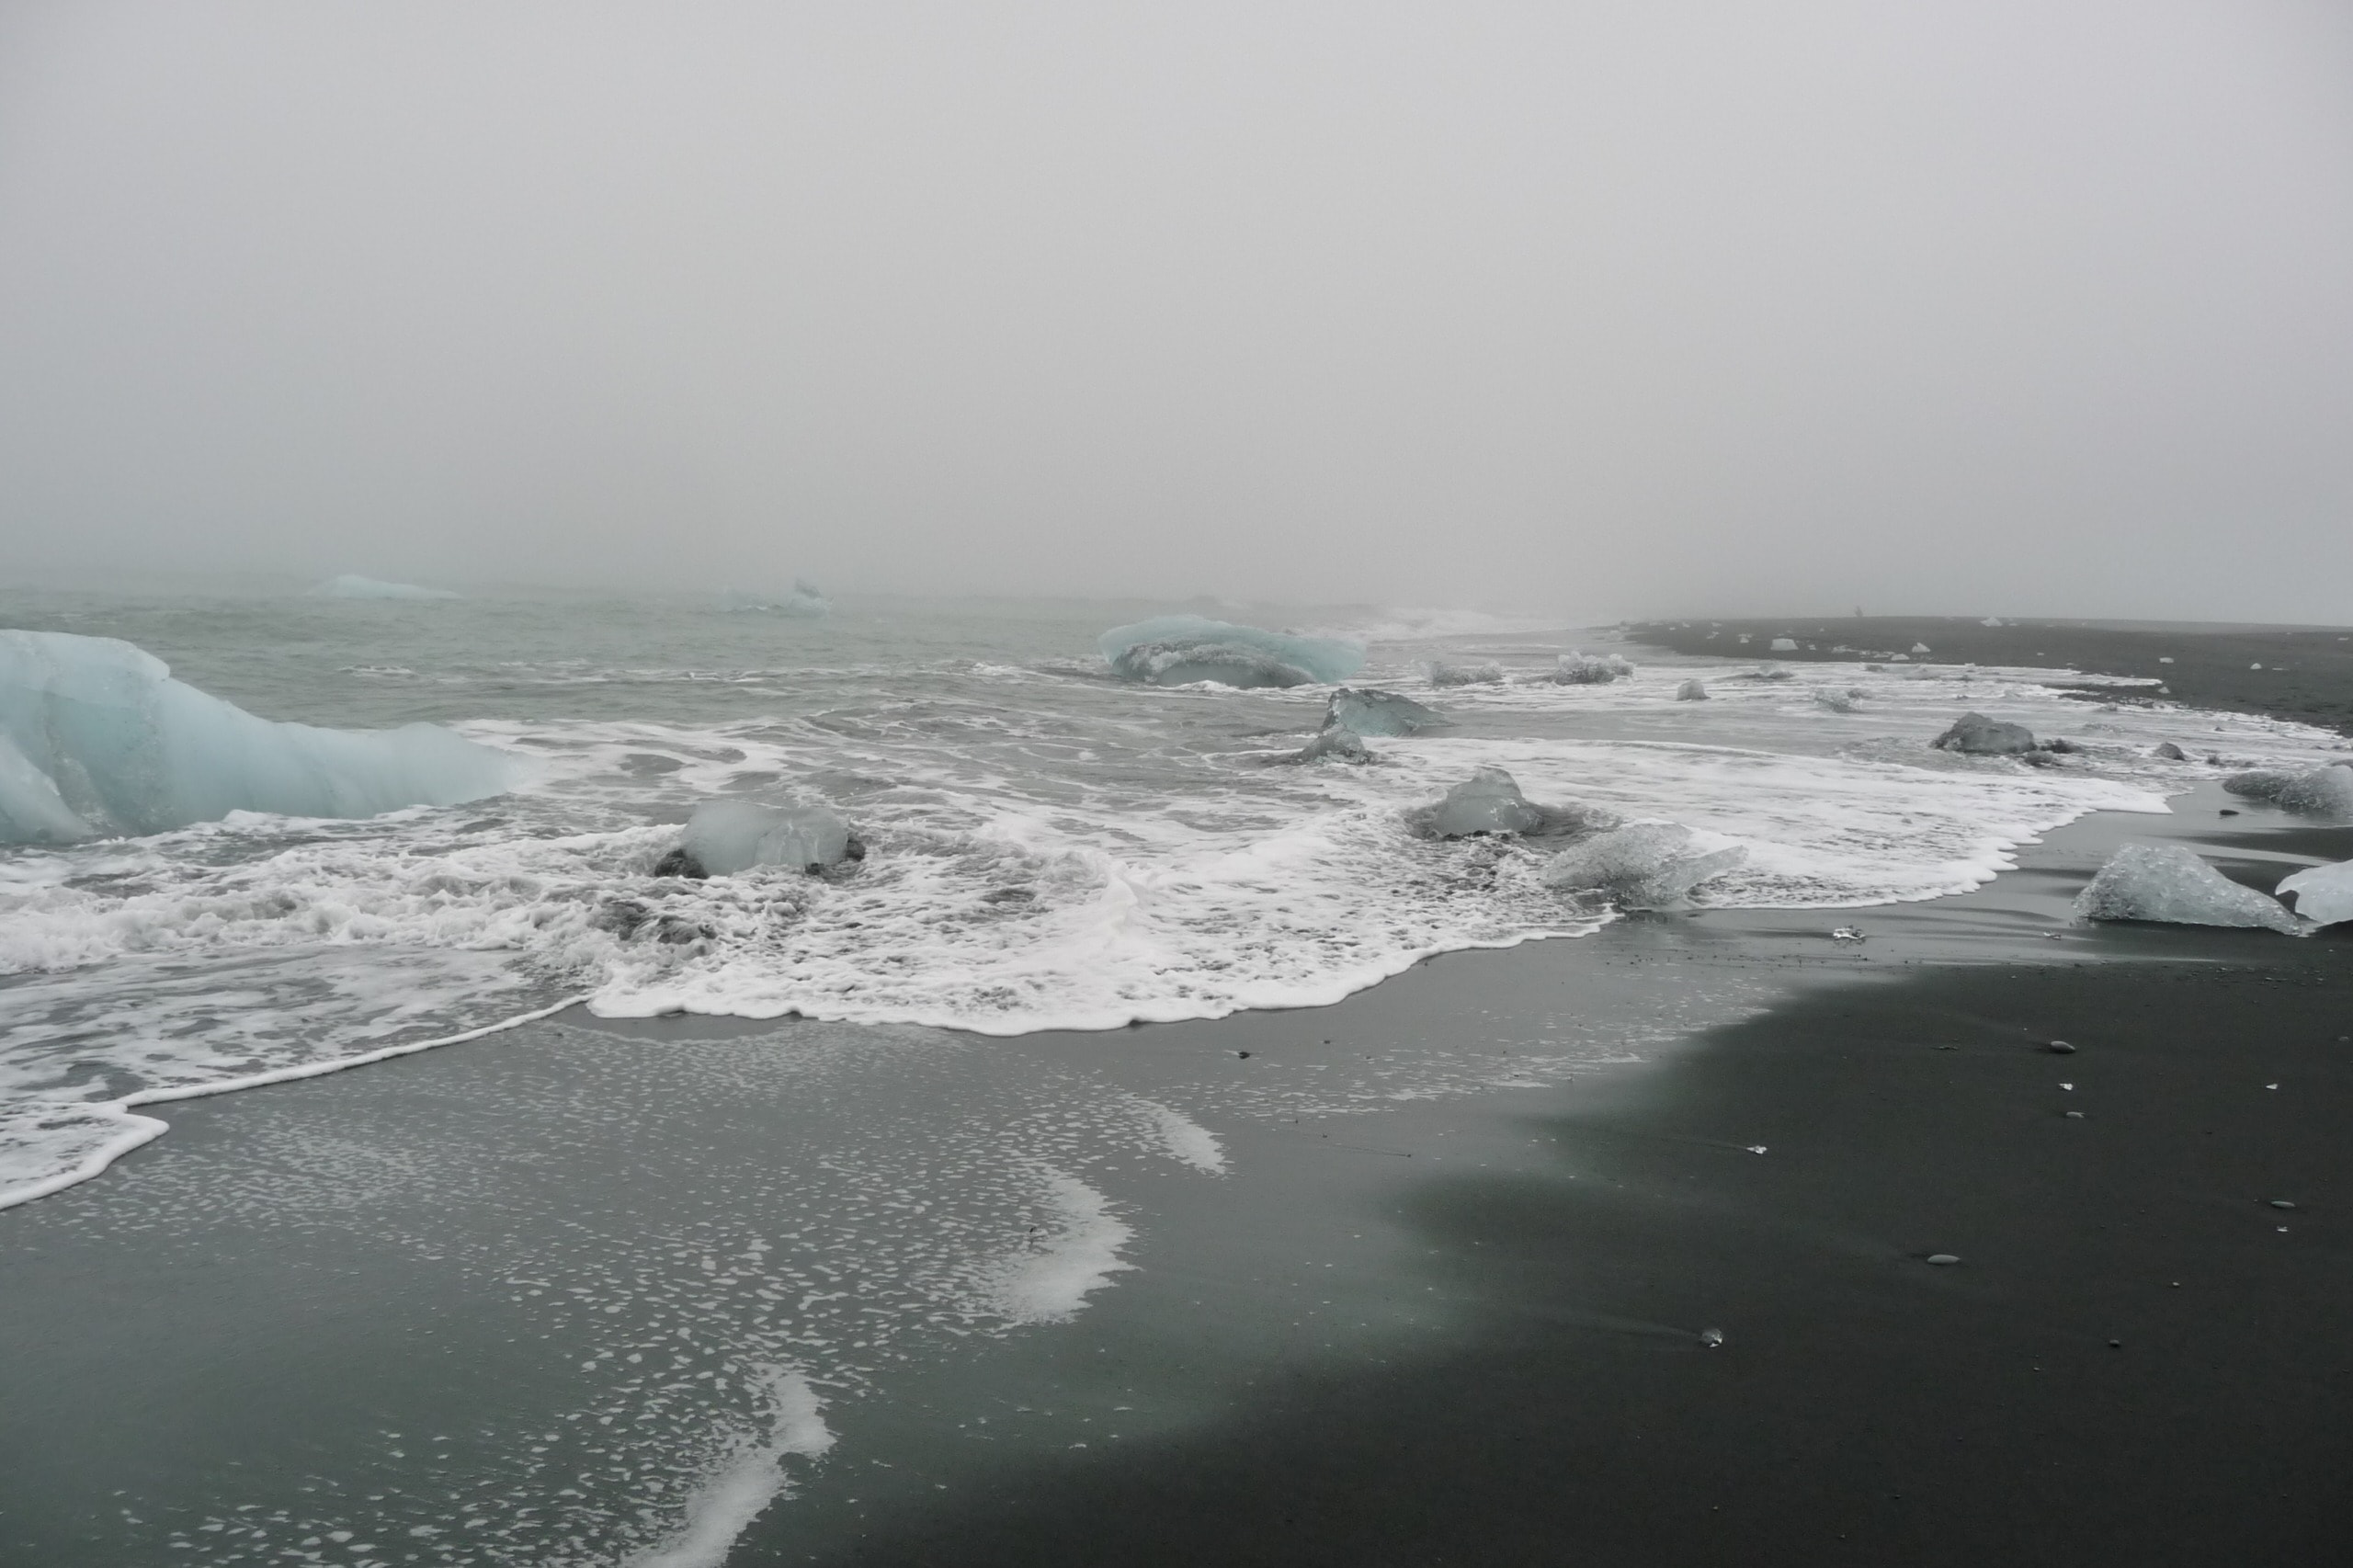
[{"left": 1932, "top": 711, "right": 2038, "bottom": 756}]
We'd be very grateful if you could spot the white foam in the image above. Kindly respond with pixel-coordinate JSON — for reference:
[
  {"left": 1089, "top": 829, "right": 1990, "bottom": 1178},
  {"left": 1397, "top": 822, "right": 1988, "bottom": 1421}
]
[
  {"left": 6, "top": 647, "right": 2347, "bottom": 1209},
  {"left": 623, "top": 1370, "right": 833, "bottom": 1568},
  {"left": 983, "top": 1171, "right": 1135, "bottom": 1324}
]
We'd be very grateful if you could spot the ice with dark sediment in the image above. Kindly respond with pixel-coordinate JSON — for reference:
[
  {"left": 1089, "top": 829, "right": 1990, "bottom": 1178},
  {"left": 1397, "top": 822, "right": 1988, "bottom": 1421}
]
[
  {"left": 0, "top": 630, "right": 514, "bottom": 844},
  {"left": 2073, "top": 843, "right": 2304, "bottom": 935},
  {"left": 315, "top": 573, "right": 460, "bottom": 600},
  {"left": 2277, "top": 859, "right": 2353, "bottom": 926},
  {"left": 1552, "top": 651, "right": 1634, "bottom": 685},
  {"left": 1933, "top": 711, "right": 2038, "bottom": 756},
  {"left": 1098, "top": 616, "right": 1366, "bottom": 688},
  {"left": 1540, "top": 822, "right": 1745, "bottom": 909},
  {"left": 1427, "top": 659, "right": 1506, "bottom": 687},
  {"left": 667, "top": 800, "right": 859, "bottom": 877},
  {"left": 1675, "top": 679, "right": 1709, "bottom": 700},
  {"left": 1813, "top": 687, "right": 1864, "bottom": 714},
  {"left": 1325, "top": 687, "right": 1450, "bottom": 736},
  {"left": 1292, "top": 726, "right": 1372, "bottom": 764},
  {"left": 2223, "top": 765, "right": 2353, "bottom": 816}
]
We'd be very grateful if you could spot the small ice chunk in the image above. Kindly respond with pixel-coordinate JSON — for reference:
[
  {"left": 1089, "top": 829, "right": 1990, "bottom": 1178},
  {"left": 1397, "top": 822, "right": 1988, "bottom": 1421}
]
[
  {"left": 1540, "top": 822, "right": 1745, "bottom": 909},
  {"left": 1982, "top": 616, "right": 2005, "bottom": 627},
  {"left": 315, "top": 574, "right": 460, "bottom": 600},
  {"left": 2153, "top": 742, "right": 2187, "bottom": 761},
  {"left": 2223, "top": 766, "right": 2353, "bottom": 817},
  {"left": 2277, "top": 859, "right": 2353, "bottom": 926},
  {"left": 1292, "top": 726, "right": 1371, "bottom": 765},
  {"left": 1768, "top": 637, "right": 1799, "bottom": 652},
  {"left": 1409, "top": 766, "right": 1547, "bottom": 837},
  {"left": 1552, "top": 650, "right": 1634, "bottom": 685},
  {"left": 1675, "top": 679, "right": 1709, "bottom": 701},
  {"left": 1932, "top": 711, "right": 2038, "bottom": 755},
  {"left": 676, "top": 800, "right": 856, "bottom": 876},
  {"left": 1813, "top": 687, "right": 1863, "bottom": 714},
  {"left": 1098, "top": 616, "right": 1364, "bottom": 687},
  {"left": 1911, "top": 642, "right": 1931, "bottom": 654},
  {"left": 1324, "top": 687, "right": 1449, "bottom": 736},
  {"left": 2073, "top": 843, "right": 2303, "bottom": 935},
  {"left": 1427, "top": 660, "right": 1504, "bottom": 687}
]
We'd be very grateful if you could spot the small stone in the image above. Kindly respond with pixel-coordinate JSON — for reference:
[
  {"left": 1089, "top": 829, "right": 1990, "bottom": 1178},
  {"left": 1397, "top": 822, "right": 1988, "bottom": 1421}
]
[
  {"left": 2269, "top": 1199, "right": 2297, "bottom": 1210},
  {"left": 2108, "top": 1339, "right": 2122, "bottom": 1348},
  {"left": 2045, "top": 1040, "right": 2076, "bottom": 1054},
  {"left": 1925, "top": 1254, "right": 1961, "bottom": 1266},
  {"left": 1235, "top": 1051, "right": 1251, "bottom": 1059},
  {"left": 2220, "top": 808, "right": 2240, "bottom": 816}
]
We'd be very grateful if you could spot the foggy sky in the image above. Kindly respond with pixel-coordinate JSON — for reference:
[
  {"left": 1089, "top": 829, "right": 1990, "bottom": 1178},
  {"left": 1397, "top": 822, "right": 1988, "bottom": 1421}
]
[{"left": 3, "top": 1, "right": 2350, "bottom": 621}]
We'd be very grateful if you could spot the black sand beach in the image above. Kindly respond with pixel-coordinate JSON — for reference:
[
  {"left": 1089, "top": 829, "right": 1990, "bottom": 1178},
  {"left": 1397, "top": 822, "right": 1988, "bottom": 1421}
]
[
  {"left": 1626, "top": 616, "right": 2353, "bottom": 737},
  {"left": 3, "top": 629, "right": 2348, "bottom": 1567}
]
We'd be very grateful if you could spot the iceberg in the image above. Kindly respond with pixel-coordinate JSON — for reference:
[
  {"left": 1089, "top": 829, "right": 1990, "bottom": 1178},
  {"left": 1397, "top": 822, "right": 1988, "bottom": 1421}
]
[
  {"left": 664, "top": 800, "right": 860, "bottom": 877},
  {"left": 2223, "top": 766, "right": 2353, "bottom": 816},
  {"left": 1552, "top": 651, "right": 1633, "bottom": 685},
  {"left": 1409, "top": 767, "right": 1547, "bottom": 836},
  {"left": 1540, "top": 822, "right": 1745, "bottom": 909},
  {"left": 770, "top": 578, "right": 832, "bottom": 619},
  {"left": 0, "top": 631, "right": 515, "bottom": 845},
  {"left": 1769, "top": 637, "right": 1799, "bottom": 652},
  {"left": 1292, "top": 726, "right": 1371, "bottom": 765},
  {"left": 1097, "top": 616, "right": 1365, "bottom": 688},
  {"left": 1324, "top": 687, "right": 1449, "bottom": 736},
  {"left": 1675, "top": 679, "right": 1709, "bottom": 701},
  {"left": 316, "top": 574, "right": 460, "bottom": 600},
  {"left": 2277, "top": 859, "right": 2353, "bottom": 927},
  {"left": 2073, "top": 843, "right": 2303, "bottom": 935},
  {"left": 1427, "top": 659, "right": 1505, "bottom": 687}
]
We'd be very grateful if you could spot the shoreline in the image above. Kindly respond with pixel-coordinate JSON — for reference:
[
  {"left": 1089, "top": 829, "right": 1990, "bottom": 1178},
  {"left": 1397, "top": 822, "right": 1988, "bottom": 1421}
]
[
  {"left": 1622, "top": 615, "right": 2353, "bottom": 738},
  {"left": 2, "top": 631, "right": 2349, "bottom": 1565}
]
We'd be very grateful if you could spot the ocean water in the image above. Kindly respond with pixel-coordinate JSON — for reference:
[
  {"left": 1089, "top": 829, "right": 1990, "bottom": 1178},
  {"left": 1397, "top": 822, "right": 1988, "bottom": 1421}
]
[{"left": 4, "top": 589, "right": 2347, "bottom": 1565}]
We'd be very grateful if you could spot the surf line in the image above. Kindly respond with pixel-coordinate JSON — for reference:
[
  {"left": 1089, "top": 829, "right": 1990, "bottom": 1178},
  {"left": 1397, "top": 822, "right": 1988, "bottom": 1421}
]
[{"left": 0, "top": 994, "right": 590, "bottom": 1212}]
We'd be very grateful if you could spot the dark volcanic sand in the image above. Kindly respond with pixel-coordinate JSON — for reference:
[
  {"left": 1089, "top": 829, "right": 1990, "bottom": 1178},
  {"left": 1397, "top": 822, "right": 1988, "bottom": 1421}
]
[
  {"left": 1624, "top": 616, "right": 2353, "bottom": 737},
  {"left": 788, "top": 917, "right": 2353, "bottom": 1568}
]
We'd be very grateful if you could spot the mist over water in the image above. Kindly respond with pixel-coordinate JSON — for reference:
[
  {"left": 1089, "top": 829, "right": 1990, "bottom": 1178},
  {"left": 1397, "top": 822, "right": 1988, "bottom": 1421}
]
[{"left": 3, "top": 2, "right": 2351, "bottom": 619}]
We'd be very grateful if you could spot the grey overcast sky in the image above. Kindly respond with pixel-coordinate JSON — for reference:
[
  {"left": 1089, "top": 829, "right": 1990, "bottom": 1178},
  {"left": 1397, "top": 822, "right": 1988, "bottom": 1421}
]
[{"left": 2, "top": 1, "right": 2349, "bottom": 619}]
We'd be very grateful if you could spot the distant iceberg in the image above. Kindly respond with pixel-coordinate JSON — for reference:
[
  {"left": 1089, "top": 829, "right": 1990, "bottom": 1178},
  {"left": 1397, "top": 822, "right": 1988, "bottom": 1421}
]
[
  {"left": 737, "top": 578, "right": 830, "bottom": 619},
  {"left": 0, "top": 631, "right": 515, "bottom": 844},
  {"left": 316, "top": 574, "right": 460, "bottom": 600},
  {"left": 1098, "top": 616, "right": 1365, "bottom": 688}
]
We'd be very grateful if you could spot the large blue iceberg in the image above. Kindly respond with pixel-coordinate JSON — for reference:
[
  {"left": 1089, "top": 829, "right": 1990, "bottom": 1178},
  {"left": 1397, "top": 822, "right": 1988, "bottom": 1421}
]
[
  {"left": 0, "top": 631, "right": 517, "bottom": 844},
  {"left": 1098, "top": 616, "right": 1365, "bottom": 688}
]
